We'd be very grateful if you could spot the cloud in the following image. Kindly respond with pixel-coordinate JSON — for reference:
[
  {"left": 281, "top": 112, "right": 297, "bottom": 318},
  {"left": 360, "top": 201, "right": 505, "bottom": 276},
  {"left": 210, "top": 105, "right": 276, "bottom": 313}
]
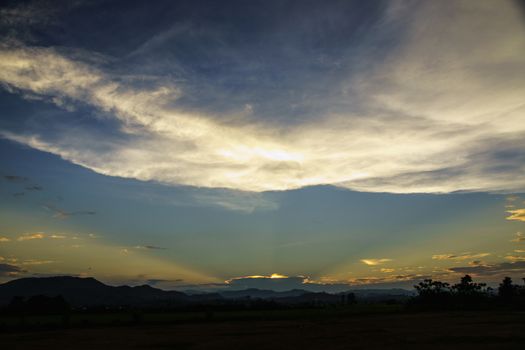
[
  {"left": 43, "top": 204, "right": 95, "bottom": 219},
  {"left": 0, "top": 0, "right": 72, "bottom": 27},
  {"left": 346, "top": 274, "right": 430, "bottom": 286},
  {"left": 504, "top": 255, "right": 525, "bottom": 262},
  {"left": 361, "top": 259, "right": 392, "bottom": 266},
  {"left": 3, "top": 175, "right": 27, "bottom": 182},
  {"left": 432, "top": 252, "right": 491, "bottom": 261},
  {"left": 0, "top": 1, "right": 524, "bottom": 194},
  {"left": 0, "top": 263, "right": 22, "bottom": 276},
  {"left": 19, "top": 259, "right": 54, "bottom": 266},
  {"left": 14, "top": 232, "right": 70, "bottom": 241},
  {"left": 224, "top": 274, "right": 355, "bottom": 292},
  {"left": 17, "top": 232, "right": 45, "bottom": 241},
  {"left": 0, "top": 237, "right": 10, "bottom": 242},
  {"left": 192, "top": 190, "right": 279, "bottom": 213},
  {"left": 449, "top": 261, "right": 525, "bottom": 276},
  {"left": 380, "top": 268, "right": 395, "bottom": 273},
  {"left": 25, "top": 185, "right": 42, "bottom": 191},
  {"left": 135, "top": 245, "right": 166, "bottom": 250},
  {"left": 507, "top": 209, "right": 525, "bottom": 222},
  {"left": 511, "top": 232, "right": 525, "bottom": 242}
]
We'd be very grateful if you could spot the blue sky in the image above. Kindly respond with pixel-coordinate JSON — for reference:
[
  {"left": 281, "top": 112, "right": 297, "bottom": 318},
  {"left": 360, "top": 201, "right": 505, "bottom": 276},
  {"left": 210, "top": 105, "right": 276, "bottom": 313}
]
[{"left": 0, "top": 0, "right": 525, "bottom": 291}]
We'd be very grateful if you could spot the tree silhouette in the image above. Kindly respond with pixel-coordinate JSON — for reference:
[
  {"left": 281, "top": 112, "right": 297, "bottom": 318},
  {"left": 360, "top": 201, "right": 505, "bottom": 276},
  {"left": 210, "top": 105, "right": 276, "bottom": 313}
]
[
  {"left": 452, "top": 275, "right": 487, "bottom": 296},
  {"left": 413, "top": 275, "right": 492, "bottom": 309},
  {"left": 414, "top": 279, "right": 452, "bottom": 307},
  {"left": 498, "top": 277, "right": 518, "bottom": 302},
  {"left": 415, "top": 279, "right": 450, "bottom": 297}
]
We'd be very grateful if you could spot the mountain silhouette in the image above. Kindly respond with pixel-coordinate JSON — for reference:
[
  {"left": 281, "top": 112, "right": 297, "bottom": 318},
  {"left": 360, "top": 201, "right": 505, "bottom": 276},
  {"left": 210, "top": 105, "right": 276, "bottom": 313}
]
[
  {"left": 0, "top": 277, "right": 413, "bottom": 308},
  {"left": 0, "top": 276, "right": 189, "bottom": 307}
]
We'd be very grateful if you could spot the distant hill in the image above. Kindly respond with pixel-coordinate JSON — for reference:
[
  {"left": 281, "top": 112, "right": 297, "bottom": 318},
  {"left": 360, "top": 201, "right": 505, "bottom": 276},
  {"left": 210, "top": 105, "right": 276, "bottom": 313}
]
[
  {"left": 219, "top": 288, "right": 309, "bottom": 299},
  {"left": 0, "top": 277, "right": 414, "bottom": 308},
  {"left": 218, "top": 288, "right": 413, "bottom": 301},
  {"left": 0, "top": 276, "right": 189, "bottom": 307}
]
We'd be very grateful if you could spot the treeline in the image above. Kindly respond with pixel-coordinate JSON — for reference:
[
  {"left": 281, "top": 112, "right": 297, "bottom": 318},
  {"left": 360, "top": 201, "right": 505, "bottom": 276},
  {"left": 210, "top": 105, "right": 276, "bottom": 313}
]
[{"left": 411, "top": 275, "right": 525, "bottom": 309}]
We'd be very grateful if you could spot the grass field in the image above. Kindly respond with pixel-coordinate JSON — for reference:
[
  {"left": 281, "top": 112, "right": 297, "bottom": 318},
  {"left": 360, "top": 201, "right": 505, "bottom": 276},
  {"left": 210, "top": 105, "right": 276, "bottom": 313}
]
[
  {"left": 1, "top": 310, "right": 524, "bottom": 349},
  {"left": 0, "top": 304, "right": 403, "bottom": 327}
]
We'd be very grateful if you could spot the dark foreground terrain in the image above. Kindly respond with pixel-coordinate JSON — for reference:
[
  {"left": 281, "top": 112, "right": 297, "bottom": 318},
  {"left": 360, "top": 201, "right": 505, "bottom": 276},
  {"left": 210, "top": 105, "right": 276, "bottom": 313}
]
[{"left": 2, "top": 310, "right": 525, "bottom": 349}]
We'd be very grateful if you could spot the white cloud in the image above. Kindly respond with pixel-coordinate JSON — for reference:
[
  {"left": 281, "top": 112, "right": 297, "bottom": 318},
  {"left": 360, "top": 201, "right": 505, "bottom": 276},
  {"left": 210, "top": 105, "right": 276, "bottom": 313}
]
[{"left": 0, "top": 0, "right": 524, "bottom": 194}]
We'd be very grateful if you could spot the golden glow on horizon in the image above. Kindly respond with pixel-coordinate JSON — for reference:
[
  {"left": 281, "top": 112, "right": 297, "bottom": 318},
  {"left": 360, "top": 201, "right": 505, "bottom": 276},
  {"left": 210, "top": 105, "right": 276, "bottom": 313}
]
[
  {"left": 0, "top": 231, "right": 217, "bottom": 285},
  {"left": 226, "top": 273, "right": 290, "bottom": 283}
]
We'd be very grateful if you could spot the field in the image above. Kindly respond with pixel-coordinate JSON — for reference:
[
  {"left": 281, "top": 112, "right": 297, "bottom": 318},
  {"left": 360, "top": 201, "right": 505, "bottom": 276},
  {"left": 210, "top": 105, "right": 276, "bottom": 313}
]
[{"left": 1, "top": 309, "right": 525, "bottom": 349}]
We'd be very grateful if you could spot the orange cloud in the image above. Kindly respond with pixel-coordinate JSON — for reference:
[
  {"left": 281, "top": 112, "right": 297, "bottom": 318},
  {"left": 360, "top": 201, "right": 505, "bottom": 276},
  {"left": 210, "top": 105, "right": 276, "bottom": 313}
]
[
  {"left": 432, "top": 252, "right": 490, "bottom": 261},
  {"left": 504, "top": 255, "right": 525, "bottom": 262},
  {"left": 17, "top": 233, "right": 45, "bottom": 241},
  {"left": 507, "top": 209, "right": 525, "bottom": 222}
]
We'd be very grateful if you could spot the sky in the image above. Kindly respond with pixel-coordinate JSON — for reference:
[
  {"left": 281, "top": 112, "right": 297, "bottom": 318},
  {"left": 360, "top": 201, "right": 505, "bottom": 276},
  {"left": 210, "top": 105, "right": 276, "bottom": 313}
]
[{"left": 0, "top": 0, "right": 525, "bottom": 292}]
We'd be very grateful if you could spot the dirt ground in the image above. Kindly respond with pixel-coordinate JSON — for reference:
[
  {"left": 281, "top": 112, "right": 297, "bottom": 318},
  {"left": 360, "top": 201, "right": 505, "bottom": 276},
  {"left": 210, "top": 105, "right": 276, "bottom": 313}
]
[{"left": 2, "top": 310, "right": 525, "bottom": 349}]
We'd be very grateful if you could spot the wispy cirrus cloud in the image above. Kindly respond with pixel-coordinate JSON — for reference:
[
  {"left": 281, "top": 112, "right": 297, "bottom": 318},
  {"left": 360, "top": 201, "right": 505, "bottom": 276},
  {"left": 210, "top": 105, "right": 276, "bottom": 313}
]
[
  {"left": 0, "top": 1, "right": 523, "bottom": 195},
  {"left": 16, "top": 232, "right": 68, "bottom": 241},
  {"left": 449, "top": 261, "right": 525, "bottom": 276},
  {"left": 346, "top": 274, "right": 429, "bottom": 286},
  {"left": 17, "top": 232, "right": 45, "bottom": 241},
  {"left": 19, "top": 259, "right": 54, "bottom": 266},
  {"left": 42, "top": 204, "right": 95, "bottom": 219},
  {"left": 134, "top": 245, "right": 166, "bottom": 250},
  {"left": 432, "top": 252, "right": 491, "bottom": 261}
]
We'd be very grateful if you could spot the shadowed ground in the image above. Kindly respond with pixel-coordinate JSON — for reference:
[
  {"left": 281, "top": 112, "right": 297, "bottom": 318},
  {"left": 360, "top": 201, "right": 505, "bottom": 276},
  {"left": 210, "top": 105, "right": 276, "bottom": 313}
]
[{"left": 2, "top": 311, "right": 525, "bottom": 349}]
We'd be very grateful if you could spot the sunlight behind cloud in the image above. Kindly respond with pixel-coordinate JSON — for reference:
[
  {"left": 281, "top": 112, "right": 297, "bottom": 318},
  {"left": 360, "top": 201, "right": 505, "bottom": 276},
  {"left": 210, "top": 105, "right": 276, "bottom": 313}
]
[
  {"left": 361, "top": 259, "right": 392, "bottom": 266},
  {"left": 0, "top": 1, "right": 524, "bottom": 195}
]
